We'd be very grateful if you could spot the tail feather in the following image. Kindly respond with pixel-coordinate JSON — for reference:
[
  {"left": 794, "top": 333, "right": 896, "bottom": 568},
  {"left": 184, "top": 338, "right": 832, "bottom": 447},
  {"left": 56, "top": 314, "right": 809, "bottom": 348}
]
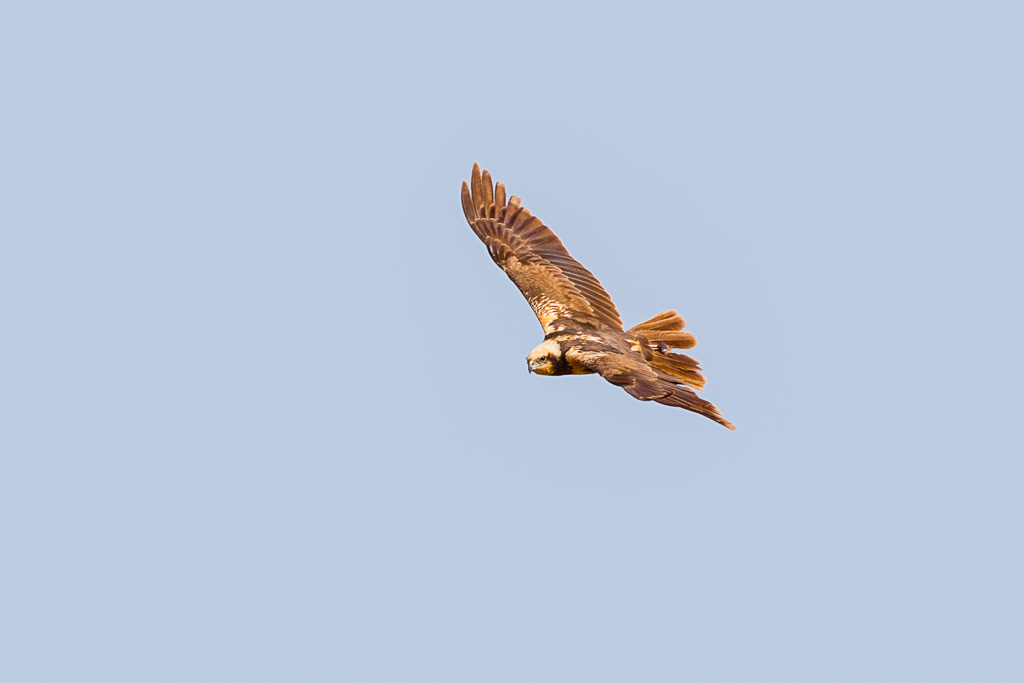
[
  {"left": 629, "top": 311, "right": 706, "bottom": 390},
  {"left": 649, "top": 354, "right": 706, "bottom": 391},
  {"left": 629, "top": 310, "right": 685, "bottom": 333},
  {"left": 649, "top": 331, "right": 697, "bottom": 350},
  {"left": 629, "top": 311, "right": 696, "bottom": 349}
]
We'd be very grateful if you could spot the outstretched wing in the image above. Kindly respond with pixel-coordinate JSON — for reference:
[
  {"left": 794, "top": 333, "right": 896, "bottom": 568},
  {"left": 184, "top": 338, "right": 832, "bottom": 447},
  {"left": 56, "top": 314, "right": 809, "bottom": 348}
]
[
  {"left": 461, "top": 163, "right": 622, "bottom": 333},
  {"left": 571, "top": 347, "right": 736, "bottom": 430}
]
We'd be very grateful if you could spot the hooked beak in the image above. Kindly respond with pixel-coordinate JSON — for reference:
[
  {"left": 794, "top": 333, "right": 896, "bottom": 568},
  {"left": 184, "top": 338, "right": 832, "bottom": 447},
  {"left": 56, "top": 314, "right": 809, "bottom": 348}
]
[{"left": 527, "top": 359, "right": 533, "bottom": 373}]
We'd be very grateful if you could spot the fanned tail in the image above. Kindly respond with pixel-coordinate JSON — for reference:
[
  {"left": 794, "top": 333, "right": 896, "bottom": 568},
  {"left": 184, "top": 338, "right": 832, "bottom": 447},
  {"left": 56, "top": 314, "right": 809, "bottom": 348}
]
[{"left": 629, "top": 310, "right": 705, "bottom": 389}]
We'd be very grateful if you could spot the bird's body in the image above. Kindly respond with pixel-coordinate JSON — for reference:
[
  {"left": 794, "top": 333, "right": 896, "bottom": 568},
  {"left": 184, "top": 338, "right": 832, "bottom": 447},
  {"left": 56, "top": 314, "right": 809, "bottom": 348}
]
[{"left": 461, "top": 164, "right": 734, "bottom": 430}]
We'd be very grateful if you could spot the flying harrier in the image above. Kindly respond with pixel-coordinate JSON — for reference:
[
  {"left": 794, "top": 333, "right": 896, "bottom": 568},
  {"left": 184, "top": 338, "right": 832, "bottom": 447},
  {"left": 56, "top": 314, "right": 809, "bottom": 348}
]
[{"left": 461, "top": 163, "right": 734, "bottom": 429}]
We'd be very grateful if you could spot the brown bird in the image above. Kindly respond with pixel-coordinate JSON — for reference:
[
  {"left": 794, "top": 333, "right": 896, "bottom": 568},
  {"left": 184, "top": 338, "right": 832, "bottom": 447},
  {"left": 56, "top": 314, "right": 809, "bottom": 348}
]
[{"left": 461, "top": 163, "right": 734, "bottom": 430}]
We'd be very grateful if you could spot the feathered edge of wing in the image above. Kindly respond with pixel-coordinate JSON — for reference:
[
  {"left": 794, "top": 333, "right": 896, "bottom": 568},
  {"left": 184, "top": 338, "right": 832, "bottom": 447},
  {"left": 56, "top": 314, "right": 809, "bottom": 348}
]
[
  {"left": 574, "top": 348, "right": 736, "bottom": 430},
  {"left": 461, "top": 163, "right": 623, "bottom": 331}
]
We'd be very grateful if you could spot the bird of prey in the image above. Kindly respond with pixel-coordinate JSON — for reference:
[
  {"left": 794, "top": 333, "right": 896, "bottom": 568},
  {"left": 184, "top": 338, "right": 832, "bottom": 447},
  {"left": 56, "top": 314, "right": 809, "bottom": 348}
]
[{"left": 461, "top": 163, "right": 735, "bottom": 430}]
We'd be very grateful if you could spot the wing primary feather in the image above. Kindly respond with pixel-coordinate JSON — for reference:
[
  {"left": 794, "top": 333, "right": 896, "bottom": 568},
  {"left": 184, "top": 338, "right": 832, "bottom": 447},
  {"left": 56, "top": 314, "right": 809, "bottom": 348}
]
[
  {"left": 461, "top": 181, "right": 477, "bottom": 221},
  {"left": 470, "top": 163, "right": 485, "bottom": 216},
  {"left": 481, "top": 169, "right": 495, "bottom": 216},
  {"left": 494, "top": 182, "right": 507, "bottom": 213}
]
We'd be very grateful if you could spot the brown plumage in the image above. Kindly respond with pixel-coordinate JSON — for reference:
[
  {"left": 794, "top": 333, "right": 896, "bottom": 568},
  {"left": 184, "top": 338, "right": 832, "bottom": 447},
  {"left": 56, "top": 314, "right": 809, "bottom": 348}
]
[{"left": 461, "top": 163, "right": 734, "bottom": 430}]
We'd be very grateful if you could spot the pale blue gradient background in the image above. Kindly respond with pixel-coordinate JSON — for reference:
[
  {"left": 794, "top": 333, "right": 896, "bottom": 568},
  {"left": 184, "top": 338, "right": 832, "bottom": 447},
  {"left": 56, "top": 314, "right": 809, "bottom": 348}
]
[{"left": 2, "top": 2, "right": 1022, "bottom": 681}]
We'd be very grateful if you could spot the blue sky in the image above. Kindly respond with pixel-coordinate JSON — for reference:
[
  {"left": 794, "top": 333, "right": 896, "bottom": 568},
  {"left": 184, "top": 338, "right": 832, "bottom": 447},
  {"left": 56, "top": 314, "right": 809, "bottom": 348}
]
[{"left": 2, "top": 2, "right": 1022, "bottom": 681}]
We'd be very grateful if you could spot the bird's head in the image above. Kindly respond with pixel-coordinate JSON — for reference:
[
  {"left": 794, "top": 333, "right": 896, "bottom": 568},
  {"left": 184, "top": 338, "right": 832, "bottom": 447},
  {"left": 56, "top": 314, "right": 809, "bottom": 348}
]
[{"left": 527, "top": 340, "right": 562, "bottom": 375}]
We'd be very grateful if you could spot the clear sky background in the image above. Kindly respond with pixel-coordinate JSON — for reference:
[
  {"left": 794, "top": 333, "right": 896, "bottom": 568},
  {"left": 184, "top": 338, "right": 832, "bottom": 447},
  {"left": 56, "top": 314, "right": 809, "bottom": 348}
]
[{"left": 2, "top": 2, "right": 1022, "bottom": 681}]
